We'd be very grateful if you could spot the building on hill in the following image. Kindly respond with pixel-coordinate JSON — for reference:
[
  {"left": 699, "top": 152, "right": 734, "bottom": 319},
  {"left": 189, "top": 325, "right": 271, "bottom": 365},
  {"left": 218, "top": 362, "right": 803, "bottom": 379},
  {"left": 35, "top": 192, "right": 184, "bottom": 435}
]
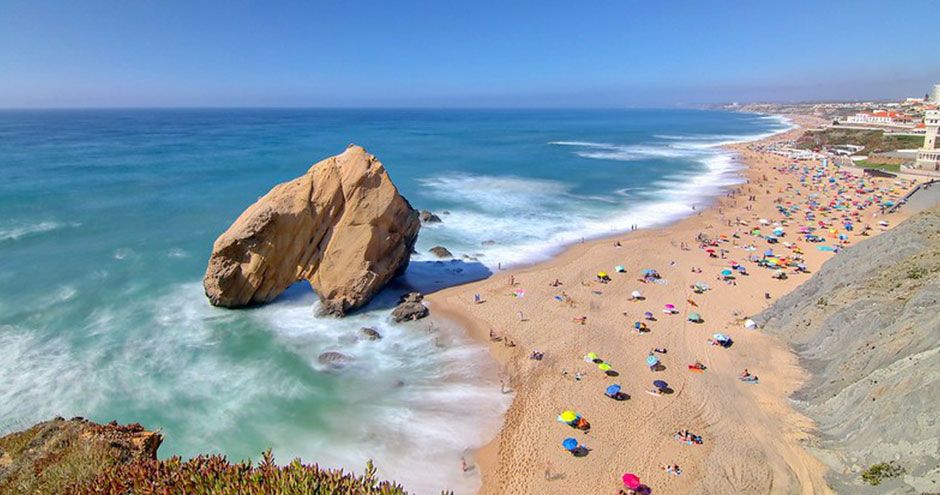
[
  {"left": 932, "top": 84, "right": 940, "bottom": 103},
  {"left": 914, "top": 110, "right": 940, "bottom": 172}
]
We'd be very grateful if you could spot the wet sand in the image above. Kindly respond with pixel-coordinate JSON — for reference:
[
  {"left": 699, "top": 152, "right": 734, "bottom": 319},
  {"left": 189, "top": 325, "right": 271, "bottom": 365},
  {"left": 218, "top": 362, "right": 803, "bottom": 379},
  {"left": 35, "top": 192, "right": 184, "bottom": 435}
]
[{"left": 426, "top": 115, "right": 916, "bottom": 494}]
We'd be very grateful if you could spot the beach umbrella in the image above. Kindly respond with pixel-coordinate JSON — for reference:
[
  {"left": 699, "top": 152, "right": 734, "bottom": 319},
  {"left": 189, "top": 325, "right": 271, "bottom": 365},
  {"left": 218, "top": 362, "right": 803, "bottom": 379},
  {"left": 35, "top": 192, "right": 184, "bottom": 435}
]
[
  {"left": 713, "top": 333, "right": 729, "bottom": 341},
  {"left": 643, "top": 311, "right": 653, "bottom": 319},
  {"left": 598, "top": 271, "right": 608, "bottom": 278},
  {"left": 598, "top": 362, "right": 612, "bottom": 371},
  {"left": 622, "top": 473, "right": 641, "bottom": 490},
  {"left": 653, "top": 380, "right": 668, "bottom": 389},
  {"left": 606, "top": 384, "right": 621, "bottom": 396},
  {"left": 586, "top": 352, "right": 598, "bottom": 361},
  {"left": 744, "top": 319, "right": 757, "bottom": 329},
  {"left": 664, "top": 303, "right": 675, "bottom": 311},
  {"left": 563, "top": 438, "right": 578, "bottom": 451},
  {"left": 646, "top": 355, "right": 659, "bottom": 367},
  {"left": 688, "top": 312, "right": 702, "bottom": 322},
  {"left": 720, "top": 269, "right": 732, "bottom": 277},
  {"left": 560, "top": 410, "right": 577, "bottom": 423},
  {"left": 615, "top": 265, "right": 625, "bottom": 273},
  {"left": 764, "top": 249, "right": 774, "bottom": 257},
  {"left": 631, "top": 290, "right": 642, "bottom": 298}
]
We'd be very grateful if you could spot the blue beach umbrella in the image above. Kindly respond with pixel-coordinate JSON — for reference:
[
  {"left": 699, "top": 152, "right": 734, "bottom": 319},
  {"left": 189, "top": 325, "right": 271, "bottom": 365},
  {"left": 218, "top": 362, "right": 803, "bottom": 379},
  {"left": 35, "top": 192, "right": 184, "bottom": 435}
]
[
  {"left": 720, "top": 269, "right": 733, "bottom": 277},
  {"left": 646, "top": 354, "right": 659, "bottom": 367},
  {"left": 563, "top": 438, "right": 578, "bottom": 451},
  {"left": 606, "top": 384, "right": 621, "bottom": 396},
  {"left": 653, "top": 380, "right": 668, "bottom": 389}
]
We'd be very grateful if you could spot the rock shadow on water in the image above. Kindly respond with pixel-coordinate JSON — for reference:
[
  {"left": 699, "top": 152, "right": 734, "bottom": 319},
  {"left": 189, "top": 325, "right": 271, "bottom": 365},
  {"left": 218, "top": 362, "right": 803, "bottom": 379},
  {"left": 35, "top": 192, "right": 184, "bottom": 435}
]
[{"left": 241, "top": 259, "right": 490, "bottom": 317}]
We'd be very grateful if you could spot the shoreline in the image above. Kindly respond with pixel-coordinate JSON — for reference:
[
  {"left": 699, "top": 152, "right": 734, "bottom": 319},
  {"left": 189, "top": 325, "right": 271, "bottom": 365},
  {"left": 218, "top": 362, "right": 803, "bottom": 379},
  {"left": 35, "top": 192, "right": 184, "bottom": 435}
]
[{"left": 426, "top": 113, "right": 915, "bottom": 494}]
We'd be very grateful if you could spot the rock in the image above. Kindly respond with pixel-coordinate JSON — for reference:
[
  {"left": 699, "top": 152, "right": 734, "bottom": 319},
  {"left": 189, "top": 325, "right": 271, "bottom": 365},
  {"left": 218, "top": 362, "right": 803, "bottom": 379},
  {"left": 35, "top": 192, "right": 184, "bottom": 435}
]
[
  {"left": 482, "top": 240, "right": 496, "bottom": 246},
  {"left": 203, "top": 145, "right": 421, "bottom": 316},
  {"left": 392, "top": 292, "right": 428, "bottom": 322},
  {"left": 400, "top": 291, "right": 423, "bottom": 303},
  {"left": 318, "top": 351, "right": 352, "bottom": 367},
  {"left": 419, "top": 210, "right": 442, "bottom": 223},
  {"left": 428, "top": 246, "right": 453, "bottom": 258},
  {"left": 359, "top": 327, "right": 382, "bottom": 340},
  {"left": 392, "top": 301, "right": 429, "bottom": 322}
]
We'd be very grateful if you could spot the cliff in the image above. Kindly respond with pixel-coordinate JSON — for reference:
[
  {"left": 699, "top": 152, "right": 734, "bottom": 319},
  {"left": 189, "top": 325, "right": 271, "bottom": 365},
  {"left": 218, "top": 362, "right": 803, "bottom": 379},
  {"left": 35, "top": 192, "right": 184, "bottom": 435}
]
[
  {"left": 0, "top": 417, "right": 161, "bottom": 494},
  {"left": 0, "top": 417, "right": 415, "bottom": 494},
  {"left": 203, "top": 145, "right": 420, "bottom": 316},
  {"left": 757, "top": 208, "right": 940, "bottom": 494}
]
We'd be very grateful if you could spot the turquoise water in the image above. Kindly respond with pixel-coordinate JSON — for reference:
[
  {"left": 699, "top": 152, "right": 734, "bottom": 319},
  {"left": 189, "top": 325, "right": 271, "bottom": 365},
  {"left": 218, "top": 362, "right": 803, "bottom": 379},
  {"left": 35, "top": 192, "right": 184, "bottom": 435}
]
[{"left": 0, "top": 109, "right": 788, "bottom": 493}]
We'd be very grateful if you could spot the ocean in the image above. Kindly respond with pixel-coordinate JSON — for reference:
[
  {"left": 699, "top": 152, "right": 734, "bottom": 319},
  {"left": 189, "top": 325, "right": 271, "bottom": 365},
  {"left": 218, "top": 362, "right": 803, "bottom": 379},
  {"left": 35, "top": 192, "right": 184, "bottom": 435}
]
[{"left": 0, "top": 108, "right": 789, "bottom": 493}]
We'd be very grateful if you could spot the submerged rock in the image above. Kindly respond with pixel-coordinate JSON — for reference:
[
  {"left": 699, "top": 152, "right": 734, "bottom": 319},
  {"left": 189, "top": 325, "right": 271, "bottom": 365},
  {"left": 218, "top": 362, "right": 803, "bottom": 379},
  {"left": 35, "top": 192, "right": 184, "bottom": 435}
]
[
  {"left": 317, "top": 351, "right": 352, "bottom": 367},
  {"left": 359, "top": 327, "right": 382, "bottom": 340},
  {"left": 428, "top": 246, "right": 453, "bottom": 258},
  {"left": 203, "top": 145, "right": 421, "bottom": 316},
  {"left": 419, "top": 210, "right": 442, "bottom": 223}
]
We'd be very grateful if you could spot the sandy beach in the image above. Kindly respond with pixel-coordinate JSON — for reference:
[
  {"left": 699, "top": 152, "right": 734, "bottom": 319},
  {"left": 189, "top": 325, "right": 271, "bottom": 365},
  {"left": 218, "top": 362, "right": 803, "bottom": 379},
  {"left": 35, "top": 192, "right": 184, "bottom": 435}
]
[{"left": 426, "top": 115, "right": 917, "bottom": 495}]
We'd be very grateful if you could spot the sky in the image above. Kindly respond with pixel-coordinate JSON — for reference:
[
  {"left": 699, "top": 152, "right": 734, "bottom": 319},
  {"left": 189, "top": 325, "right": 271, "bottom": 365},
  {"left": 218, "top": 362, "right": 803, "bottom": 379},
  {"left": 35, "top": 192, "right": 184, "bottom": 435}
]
[{"left": 1, "top": 0, "right": 939, "bottom": 108}]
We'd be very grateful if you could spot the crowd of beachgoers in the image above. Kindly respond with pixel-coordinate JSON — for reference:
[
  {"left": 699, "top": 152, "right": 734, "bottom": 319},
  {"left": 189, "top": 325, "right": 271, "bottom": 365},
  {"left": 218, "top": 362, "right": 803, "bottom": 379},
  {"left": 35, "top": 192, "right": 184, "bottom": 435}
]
[{"left": 429, "top": 116, "right": 917, "bottom": 495}]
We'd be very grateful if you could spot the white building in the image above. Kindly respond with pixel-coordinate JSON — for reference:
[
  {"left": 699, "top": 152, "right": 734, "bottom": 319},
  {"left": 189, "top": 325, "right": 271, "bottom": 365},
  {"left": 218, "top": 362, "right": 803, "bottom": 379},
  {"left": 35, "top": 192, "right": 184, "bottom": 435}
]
[
  {"left": 914, "top": 110, "right": 940, "bottom": 172},
  {"left": 932, "top": 84, "right": 940, "bottom": 103},
  {"left": 845, "top": 110, "right": 912, "bottom": 125}
]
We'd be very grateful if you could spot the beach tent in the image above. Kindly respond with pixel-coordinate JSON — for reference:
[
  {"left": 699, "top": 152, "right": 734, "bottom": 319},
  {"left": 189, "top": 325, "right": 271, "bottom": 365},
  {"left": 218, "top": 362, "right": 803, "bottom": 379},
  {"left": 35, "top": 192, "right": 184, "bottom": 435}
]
[
  {"left": 615, "top": 265, "right": 626, "bottom": 273},
  {"left": 606, "top": 384, "right": 621, "bottom": 396},
  {"left": 688, "top": 312, "right": 703, "bottom": 323},
  {"left": 622, "top": 473, "right": 641, "bottom": 490},
  {"left": 713, "top": 333, "right": 730, "bottom": 342},
  {"left": 744, "top": 319, "right": 757, "bottom": 330},
  {"left": 563, "top": 438, "right": 578, "bottom": 452},
  {"left": 646, "top": 354, "right": 659, "bottom": 367}
]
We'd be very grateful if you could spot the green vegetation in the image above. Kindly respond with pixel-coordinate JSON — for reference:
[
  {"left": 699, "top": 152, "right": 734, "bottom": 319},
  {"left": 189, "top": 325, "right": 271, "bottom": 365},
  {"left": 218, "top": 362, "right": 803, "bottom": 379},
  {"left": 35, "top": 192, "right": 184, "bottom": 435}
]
[
  {"left": 796, "top": 128, "right": 924, "bottom": 153},
  {"left": 1, "top": 419, "right": 428, "bottom": 495},
  {"left": 70, "top": 451, "right": 432, "bottom": 495},
  {"left": 0, "top": 423, "right": 125, "bottom": 495},
  {"left": 861, "top": 461, "right": 905, "bottom": 486},
  {"left": 855, "top": 160, "right": 901, "bottom": 173}
]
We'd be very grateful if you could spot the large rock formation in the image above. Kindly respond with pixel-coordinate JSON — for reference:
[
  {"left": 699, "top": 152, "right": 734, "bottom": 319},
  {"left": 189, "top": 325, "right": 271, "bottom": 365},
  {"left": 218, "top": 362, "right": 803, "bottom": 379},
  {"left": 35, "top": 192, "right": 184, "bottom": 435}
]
[
  {"left": 757, "top": 207, "right": 940, "bottom": 493},
  {"left": 204, "top": 145, "right": 420, "bottom": 316}
]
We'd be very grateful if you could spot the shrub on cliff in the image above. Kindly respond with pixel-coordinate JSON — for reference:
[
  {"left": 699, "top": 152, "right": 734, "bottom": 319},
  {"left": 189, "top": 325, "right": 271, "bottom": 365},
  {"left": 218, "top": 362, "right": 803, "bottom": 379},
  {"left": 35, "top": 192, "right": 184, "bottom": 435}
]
[{"left": 71, "top": 450, "right": 449, "bottom": 495}]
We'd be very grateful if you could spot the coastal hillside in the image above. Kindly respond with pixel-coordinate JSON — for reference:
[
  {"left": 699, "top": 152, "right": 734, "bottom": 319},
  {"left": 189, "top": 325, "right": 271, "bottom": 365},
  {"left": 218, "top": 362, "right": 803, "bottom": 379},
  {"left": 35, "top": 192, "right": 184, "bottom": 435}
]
[
  {"left": 0, "top": 418, "right": 416, "bottom": 495},
  {"left": 757, "top": 208, "right": 940, "bottom": 494}
]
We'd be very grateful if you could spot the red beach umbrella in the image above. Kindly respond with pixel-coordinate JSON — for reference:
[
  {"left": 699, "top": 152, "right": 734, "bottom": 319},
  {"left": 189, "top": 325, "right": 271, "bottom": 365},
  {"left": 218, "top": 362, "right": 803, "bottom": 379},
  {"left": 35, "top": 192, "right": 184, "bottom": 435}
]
[{"left": 622, "top": 473, "right": 641, "bottom": 489}]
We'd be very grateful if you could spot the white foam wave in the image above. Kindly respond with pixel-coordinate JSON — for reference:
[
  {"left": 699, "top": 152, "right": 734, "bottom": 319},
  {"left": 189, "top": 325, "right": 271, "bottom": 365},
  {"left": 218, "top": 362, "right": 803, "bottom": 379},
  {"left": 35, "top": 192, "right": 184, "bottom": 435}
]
[
  {"left": 416, "top": 146, "right": 746, "bottom": 266},
  {"left": 0, "top": 221, "right": 77, "bottom": 242},
  {"left": 250, "top": 288, "right": 509, "bottom": 494}
]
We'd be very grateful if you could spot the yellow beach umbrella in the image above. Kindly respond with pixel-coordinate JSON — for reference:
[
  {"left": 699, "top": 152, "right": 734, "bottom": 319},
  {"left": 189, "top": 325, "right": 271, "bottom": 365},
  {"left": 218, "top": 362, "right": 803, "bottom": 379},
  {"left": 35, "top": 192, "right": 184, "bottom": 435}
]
[
  {"left": 560, "top": 410, "right": 577, "bottom": 423},
  {"left": 587, "top": 352, "right": 598, "bottom": 361},
  {"left": 598, "top": 363, "right": 612, "bottom": 371}
]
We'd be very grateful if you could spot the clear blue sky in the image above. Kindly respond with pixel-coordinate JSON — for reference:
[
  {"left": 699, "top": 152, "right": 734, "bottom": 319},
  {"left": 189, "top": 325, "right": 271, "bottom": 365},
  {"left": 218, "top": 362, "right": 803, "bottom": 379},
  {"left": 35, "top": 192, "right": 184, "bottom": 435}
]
[{"left": 2, "top": 0, "right": 939, "bottom": 108}]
